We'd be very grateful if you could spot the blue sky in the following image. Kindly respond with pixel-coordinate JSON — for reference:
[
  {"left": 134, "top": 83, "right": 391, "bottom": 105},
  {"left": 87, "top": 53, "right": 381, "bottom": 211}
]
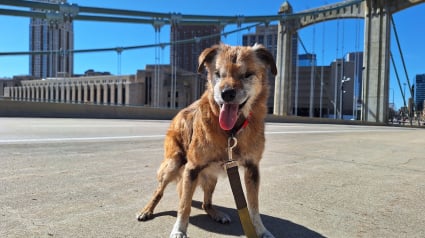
[{"left": 0, "top": 0, "right": 424, "bottom": 109}]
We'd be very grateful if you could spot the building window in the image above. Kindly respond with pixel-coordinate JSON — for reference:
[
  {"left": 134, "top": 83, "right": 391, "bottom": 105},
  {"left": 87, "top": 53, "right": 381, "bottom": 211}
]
[
  {"left": 267, "top": 35, "right": 273, "bottom": 46},
  {"left": 243, "top": 36, "right": 248, "bottom": 46},
  {"left": 249, "top": 36, "right": 256, "bottom": 46},
  {"left": 258, "top": 35, "right": 264, "bottom": 45}
]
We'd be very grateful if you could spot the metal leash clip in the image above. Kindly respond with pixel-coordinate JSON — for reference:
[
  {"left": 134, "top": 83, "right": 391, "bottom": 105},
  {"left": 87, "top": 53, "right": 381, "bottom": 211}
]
[{"left": 225, "top": 136, "right": 238, "bottom": 169}]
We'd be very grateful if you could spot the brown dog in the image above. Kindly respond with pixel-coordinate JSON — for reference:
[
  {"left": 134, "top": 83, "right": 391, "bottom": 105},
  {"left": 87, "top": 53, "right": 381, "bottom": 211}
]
[{"left": 137, "top": 43, "right": 277, "bottom": 238}]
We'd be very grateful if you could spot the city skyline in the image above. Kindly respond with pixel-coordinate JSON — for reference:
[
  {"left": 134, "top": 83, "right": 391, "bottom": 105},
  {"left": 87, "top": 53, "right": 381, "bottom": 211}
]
[{"left": 0, "top": 0, "right": 424, "bottom": 110}]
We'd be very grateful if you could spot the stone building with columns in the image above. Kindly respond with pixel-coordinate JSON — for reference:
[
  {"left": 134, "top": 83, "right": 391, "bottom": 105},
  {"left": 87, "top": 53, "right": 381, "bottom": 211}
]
[
  {"left": 4, "top": 65, "right": 200, "bottom": 108},
  {"left": 138, "top": 64, "right": 204, "bottom": 108},
  {"left": 5, "top": 75, "right": 142, "bottom": 105}
]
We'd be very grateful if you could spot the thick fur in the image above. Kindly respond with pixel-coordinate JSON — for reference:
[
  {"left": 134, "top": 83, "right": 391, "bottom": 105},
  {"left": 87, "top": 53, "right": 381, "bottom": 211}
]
[{"left": 137, "top": 43, "right": 277, "bottom": 238}]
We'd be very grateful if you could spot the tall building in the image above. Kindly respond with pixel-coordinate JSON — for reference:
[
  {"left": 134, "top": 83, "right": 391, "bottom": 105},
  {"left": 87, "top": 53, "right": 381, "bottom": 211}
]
[
  {"left": 292, "top": 64, "right": 332, "bottom": 117},
  {"left": 326, "top": 52, "right": 363, "bottom": 119},
  {"left": 170, "top": 24, "right": 221, "bottom": 73},
  {"left": 242, "top": 25, "right": 279, "bottom": 59},
  {"left": 242, "top": 24, "right": 298, "bottom": 112},
  {"left": 415, "top": 74, "right": 425, "bottom": 111},
  {"left": 30, "top": 0, "right": 74, "bottom": 79},
  {"left": 139, "top": 65, "right": 199, "bottom": 108},
  {"left": 298, "top": 53, "right": 317, "bottom": 66},
  {"left": 345, "top": 52, "right": 363, "bottom": 119}
]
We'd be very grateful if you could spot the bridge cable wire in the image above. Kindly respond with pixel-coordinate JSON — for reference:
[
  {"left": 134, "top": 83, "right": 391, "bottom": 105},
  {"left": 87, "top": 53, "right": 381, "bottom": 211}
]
[
  {"left": 339, "top": 19, "right": 346, "bottom": 119},
  {"left": 309, "top": 25, "right": 316, "bottom": 118},
  {"left": 353, "top": 18, "right": 361, "bottom": 118},
  {"left": 0, "top": 23, "right": 262, "bottom": 57},
  {"left": 0, "top": 0, "right": 364, "bottom": 25},
  {"left": 0, "top": 0, "right": 365, "bottom": 57},
  {"left": 333, "top": 18, "right": 340, "bottom": 119},
  {"left": 295, "top": 35, "right": 311, "bottom": 116},
  {"left": 320, "top": 21, "right": 326, "bottom": 118},
  {"left": 297, "top": 31, "right": 335, "bottom": 119},
  {"left": 294, "top": 35, "right": 299, "bottom": 116},
  {"left": 390, "top": 15, "right": 412, "bottom": 98},
  {"left": 390, "top": 52, "right": 407, "bottom": 109}
]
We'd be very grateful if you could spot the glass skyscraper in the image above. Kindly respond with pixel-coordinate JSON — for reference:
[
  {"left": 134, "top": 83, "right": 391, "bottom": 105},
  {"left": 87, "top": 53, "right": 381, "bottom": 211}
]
[{"left": 415, "top": 74, "right": 425, "bottom": 111}]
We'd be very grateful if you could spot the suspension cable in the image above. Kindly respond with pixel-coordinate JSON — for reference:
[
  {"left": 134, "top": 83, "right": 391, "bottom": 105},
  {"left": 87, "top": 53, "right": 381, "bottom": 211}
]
[
  {"left": 309, "top": 25, "right": 316, "bottom": 118},
  {"left": 294, "top": 35, "right": 299, "bottom": 116},
  {"left": 333, "top": 18, "right": 340, "bottom": 119},
  {"left": 353, "top": 18, "right": 360, "bottom": 118},
  {"left": 0, "top": 23, "right": 262, "bottom": 57},
  {"left": 297, "top": 37, "right": 309, "bottom": 54},
  {"left": 295, "top": 35, "right": 309, "bottom": 116},
  {"left": 390, "top": 52, "right": 407, "bottom": 108},
  {"left": 320, "top": 21, "right": 326, "bottom": 118},
  {"left": 391, "top": 15, "right": 412, "bottom": 98}
]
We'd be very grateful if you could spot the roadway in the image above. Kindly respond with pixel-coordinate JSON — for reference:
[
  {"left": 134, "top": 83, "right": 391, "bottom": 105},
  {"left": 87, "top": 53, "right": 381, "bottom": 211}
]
[{"left": 0, "top": 118, "right": 424, "bottom": 237}]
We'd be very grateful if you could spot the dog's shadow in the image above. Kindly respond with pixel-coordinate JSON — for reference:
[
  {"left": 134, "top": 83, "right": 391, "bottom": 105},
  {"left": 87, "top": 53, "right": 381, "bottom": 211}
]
[{"left": 152, "top": 200, "right": 325, "bottom": 238}]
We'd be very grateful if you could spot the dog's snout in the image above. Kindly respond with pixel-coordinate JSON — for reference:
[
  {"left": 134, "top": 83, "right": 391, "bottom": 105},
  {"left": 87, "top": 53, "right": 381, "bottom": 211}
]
[{"left": 221, "top": 88, "right": 236, "bottom": 102}]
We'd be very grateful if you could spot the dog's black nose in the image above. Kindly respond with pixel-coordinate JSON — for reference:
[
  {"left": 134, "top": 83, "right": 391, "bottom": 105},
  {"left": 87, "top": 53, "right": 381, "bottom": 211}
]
[{"left": 221, "top": 88, "right": 236, "bottom": 102}]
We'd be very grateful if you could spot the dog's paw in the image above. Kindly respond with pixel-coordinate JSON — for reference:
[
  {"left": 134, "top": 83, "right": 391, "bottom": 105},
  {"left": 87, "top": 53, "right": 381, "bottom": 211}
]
[
  {"left": 169, "top": 231, "right": 187, "bottom": 238},
  {"left": 205, "top": 207, "right": 232, "bottom": 224},
  {"left": 136, "top": 211, "right": 153, "bottom": 221},
  {"left": 260, "top": 230, "right": 275, "bottom": 238},
  {"left": 212, "top": 210, "right": 232, "bottom": 224}
]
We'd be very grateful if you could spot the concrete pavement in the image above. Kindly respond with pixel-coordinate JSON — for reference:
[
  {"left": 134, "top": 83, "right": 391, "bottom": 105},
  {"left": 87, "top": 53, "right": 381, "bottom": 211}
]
[{"left": 0, "top": 118, "right": 424, "bottom": 237}]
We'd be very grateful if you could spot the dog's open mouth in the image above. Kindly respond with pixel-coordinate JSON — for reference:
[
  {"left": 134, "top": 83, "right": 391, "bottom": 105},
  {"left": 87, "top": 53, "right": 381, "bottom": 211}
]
[{"left": 218, "top": 98, "right": 248, "bottom": 131}]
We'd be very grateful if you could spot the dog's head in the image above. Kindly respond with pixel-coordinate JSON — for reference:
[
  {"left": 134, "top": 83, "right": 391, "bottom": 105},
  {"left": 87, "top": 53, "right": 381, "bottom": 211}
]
[{"left": 198, "top": 43, "right": 277, "bottom": 131}]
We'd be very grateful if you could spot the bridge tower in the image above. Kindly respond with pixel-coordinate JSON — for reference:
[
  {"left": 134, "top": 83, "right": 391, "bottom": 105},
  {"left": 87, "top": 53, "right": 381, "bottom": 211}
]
[
  {"left": 274, "top": 0, "right": 425, "bottom": 123},
  {"left": 361, "top": 0, "right": 425, "bottom": 123},
  {"left": 361, "top": 0, "right": 392, "bottom": 123},
  {"left": 273, "top": 1, "right": 296, "bottom": 116}
]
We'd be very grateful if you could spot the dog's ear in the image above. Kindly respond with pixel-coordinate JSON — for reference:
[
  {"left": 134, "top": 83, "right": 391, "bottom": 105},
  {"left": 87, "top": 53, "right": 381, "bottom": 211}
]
[
  {"left": 198, "top": 44, "right": 220, "bottom": 73},
  {"left": 253, "top": 45, "right": 278, "bottom": 76}
]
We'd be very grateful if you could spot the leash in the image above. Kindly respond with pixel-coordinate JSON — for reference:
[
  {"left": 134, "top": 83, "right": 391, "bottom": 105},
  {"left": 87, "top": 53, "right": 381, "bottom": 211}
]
[{"left": 224, "top": 136, "right": 258, "bottom": 238}]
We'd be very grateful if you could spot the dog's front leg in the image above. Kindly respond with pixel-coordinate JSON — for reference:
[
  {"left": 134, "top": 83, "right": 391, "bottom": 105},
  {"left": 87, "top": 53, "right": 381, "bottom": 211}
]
[
  {"left": 244, "top": 162, "right": 275, "bottom": 238},
  {"left": 170, "top": 164, "right": 200, "bottom": 238}
]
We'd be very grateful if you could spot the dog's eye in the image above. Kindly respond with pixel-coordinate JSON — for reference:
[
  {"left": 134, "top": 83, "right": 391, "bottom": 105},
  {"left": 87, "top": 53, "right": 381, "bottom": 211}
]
[
  {"left": 215, "top": 71, "right": 220, "bottom": 78},
  {"left": 244, "top": 72, "right": 254, "bottom": 79}
]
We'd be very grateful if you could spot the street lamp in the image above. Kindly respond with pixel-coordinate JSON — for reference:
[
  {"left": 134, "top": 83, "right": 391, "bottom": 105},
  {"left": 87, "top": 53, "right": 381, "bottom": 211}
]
[
  {"left": 403, "top": 82, "right": 407, "bottom": 104},
  {"left": 391, "top": 88, "right": 395, "bottom": 107},
  {"left": 340, "top": 77, "right": 351, "bottom": 119},
  {"left": 402, "top": 82, "right": 407, "bottom": 124}
]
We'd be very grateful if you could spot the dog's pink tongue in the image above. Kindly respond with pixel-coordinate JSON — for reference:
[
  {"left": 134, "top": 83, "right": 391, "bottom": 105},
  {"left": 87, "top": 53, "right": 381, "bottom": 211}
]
[{"left": 219, "top": 103, "right": 239, "bottom": 130}]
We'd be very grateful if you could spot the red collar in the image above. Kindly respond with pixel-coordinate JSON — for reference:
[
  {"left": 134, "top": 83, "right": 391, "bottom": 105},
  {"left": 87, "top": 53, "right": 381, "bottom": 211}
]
[{"left": 227, "top": 112, "right": 252, "bottom": 136}]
